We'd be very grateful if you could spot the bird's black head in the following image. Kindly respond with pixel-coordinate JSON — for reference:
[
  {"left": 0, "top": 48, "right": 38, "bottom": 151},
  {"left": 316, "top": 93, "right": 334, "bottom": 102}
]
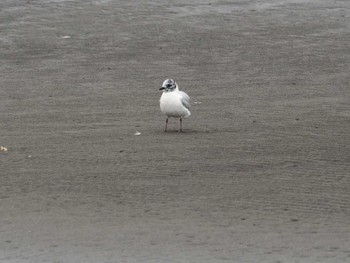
[{"left": 160, "top": 79, "right": 177, "bottom": 92}]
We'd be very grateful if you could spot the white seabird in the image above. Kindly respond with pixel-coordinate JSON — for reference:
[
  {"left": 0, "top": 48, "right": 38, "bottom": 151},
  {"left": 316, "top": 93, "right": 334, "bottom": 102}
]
[{"left": 159, "top": 79, "right": 191, "bottom": 132}]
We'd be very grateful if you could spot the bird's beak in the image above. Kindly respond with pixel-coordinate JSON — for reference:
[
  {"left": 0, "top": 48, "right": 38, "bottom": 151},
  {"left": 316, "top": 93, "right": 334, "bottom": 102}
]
[{"left": 159, "top": 87, "right": 165, "bottom": 90}]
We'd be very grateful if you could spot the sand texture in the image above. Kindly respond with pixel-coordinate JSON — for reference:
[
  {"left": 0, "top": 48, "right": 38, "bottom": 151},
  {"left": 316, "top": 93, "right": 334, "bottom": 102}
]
[{"left": 1, "top": 0, "right": 349, "bottom": 262}]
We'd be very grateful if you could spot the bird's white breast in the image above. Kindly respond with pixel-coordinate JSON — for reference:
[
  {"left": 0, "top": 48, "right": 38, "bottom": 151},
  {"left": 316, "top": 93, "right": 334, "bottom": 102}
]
[{"left": 160, "top": 91, "right": 191, "bottom": 118}]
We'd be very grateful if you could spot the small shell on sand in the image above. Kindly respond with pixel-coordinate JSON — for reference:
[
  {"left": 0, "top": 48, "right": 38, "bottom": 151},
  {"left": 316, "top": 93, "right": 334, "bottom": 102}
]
[{"left": 0, "top": 146, "right": 8, "bottom": 152}]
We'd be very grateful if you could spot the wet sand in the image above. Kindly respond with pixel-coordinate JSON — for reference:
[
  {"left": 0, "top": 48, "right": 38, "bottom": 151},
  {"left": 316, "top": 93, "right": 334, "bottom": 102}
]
[{"left": 1, "top": 0, "right": 349, "bottom": 262}]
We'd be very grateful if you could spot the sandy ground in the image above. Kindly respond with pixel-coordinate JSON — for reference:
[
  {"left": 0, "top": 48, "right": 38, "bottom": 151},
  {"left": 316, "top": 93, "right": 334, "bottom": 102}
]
[{"left": 1, "top": 0, "right": 350, "bottom": 262}]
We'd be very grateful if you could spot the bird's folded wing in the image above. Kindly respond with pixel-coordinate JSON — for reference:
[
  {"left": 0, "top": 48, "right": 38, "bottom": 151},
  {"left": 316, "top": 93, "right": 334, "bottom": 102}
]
[{"left": 179, "top": 91, "right": 191, "bottom": 110}]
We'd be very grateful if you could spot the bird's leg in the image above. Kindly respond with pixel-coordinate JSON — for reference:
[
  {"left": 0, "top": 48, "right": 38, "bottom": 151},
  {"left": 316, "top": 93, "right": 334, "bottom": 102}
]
[
  {"left": 164, "top": 117, "right": 168, "bottom": 132},
  {"left": 179, "top": 117, "right": 183, "bottom": 132}
]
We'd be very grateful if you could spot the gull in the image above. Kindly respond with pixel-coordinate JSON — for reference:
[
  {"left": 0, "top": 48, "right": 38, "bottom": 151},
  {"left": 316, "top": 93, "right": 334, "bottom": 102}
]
[{"left": 159, "top": 79, "right": 191, "bottom": 132}]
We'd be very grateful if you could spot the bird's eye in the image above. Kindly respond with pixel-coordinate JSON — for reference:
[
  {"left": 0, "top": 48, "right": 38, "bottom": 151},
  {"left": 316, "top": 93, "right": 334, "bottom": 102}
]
[{"left": 166, "top": 84, "right": 172, "bottom": 88}]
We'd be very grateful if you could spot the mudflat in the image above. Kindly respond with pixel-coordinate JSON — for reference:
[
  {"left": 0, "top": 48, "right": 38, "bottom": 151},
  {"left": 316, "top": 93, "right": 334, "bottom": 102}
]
[{"left": 0, "top": 1, "right": 349, "bottom": 262}]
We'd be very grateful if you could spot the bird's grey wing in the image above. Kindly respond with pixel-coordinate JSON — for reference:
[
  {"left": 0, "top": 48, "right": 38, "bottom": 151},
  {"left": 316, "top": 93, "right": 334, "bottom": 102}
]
[{"left": 179, "top": 91, "right": 191, "bottom": 110}]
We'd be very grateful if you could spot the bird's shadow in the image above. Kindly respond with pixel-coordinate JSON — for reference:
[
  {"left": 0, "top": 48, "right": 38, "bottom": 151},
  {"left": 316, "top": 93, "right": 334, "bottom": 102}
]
[
  {"left": 150, "top": 128, "right": 200, "bottom": 135},
  {"left": 153, "top": 128, "right": 237, "bottom": 135},
  {"left": 165, "top": 129, "right": 199, "bottom": 134}
]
